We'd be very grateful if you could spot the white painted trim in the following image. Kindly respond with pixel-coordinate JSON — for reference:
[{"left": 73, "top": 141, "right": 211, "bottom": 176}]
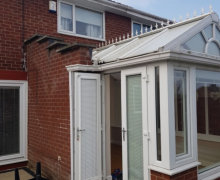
[
  {"left": 121, "top": 66, "right": 148, "bottom": 180},
  {"left": 57, "top": 0, "right": 105, "bottom": 41},
  {"left": 0, "top": 80, "right": 28, "bottom": 166}
]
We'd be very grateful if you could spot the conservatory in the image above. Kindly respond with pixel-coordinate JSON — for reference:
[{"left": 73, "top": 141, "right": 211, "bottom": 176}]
[{"left": 67, "top": 12, "right": 220, "bottom": 180}]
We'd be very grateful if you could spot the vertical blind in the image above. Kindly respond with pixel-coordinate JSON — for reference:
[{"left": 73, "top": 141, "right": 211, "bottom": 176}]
[
  {"left": 81, "top": 79, "right": 98, "bottom": 180},
  {"left": 0, "top": 88, "right": 19, "bottom": 156},
  {"left": 126, "top": 75, "right": 144, "bottom": 180}
]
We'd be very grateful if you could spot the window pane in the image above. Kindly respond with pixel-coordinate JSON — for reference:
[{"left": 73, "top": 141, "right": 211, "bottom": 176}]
[
  {"left": 76, "top": 7, "right": 103, "bottom": 39},
  {"left": 183, "top": 33, "right": 206, "bottom": 53},
  {"left": 196, "top": 70, "right": 220, "bottom": 172},
  {"left": 216, "top": 26, "right": 220, "bottom": 44},
  {"left": 196, "top": 83, "right": 206, "bottom": 134},
  {"left": 60, "top": 3, "right": 73, "bottom": 31},
  {"left": 155, "top": 67, "right": 161, "bottom": 161},
  {"left": 203, "top": 25, "right": 213, "bottom": 40},
  {"left": 133, "top": 23, "right": 141, "bottom": 36},
  {"left": 126, "top": 75, "right": 143, "bottom": 180},
  {"left": 174, "top": 70, "right": 188, "bottom": 156},
  {"left": 143, "top": 24, "right": 150, "bottom": 33},
  {"left": 0, "top": 88, "right": 19, "bottom": 156},
  {"left": 207, "top": 42, "right": 220, "bottom": 56}
]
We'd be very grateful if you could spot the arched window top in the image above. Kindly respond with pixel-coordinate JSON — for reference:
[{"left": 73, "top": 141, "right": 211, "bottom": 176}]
[{"left": 182, "top": 24, "right": 220, "bottom": 57}]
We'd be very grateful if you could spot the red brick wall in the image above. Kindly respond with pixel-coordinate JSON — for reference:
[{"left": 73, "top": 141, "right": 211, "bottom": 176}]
[
  {"left": 105, "top": 11, "right": 131, "bottom": 41},
  {"left": 0, "top": 0, "right": 131, "bottom": 73},
  {"left": 27, "top": 39, "right": 92, "bottom": 179},
  {"left": 0, "top": 0, "right": 23, "bottom": 71},
  {"left": 151, "top": 168, "right": 198, "bottom": 180}
]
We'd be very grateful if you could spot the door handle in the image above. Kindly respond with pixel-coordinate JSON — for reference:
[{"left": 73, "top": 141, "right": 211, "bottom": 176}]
[
  {"left": 122, "top": 128, "right": 127, "bottom": 141},
  {"left": 76, "top": 128, "right": 86, "bottom": 141}
]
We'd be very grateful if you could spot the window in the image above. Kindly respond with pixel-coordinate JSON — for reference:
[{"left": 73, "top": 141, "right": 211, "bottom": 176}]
[
  {"left": 0, "top": 88, "right": 19, "bottom": 156},
  {"left": 0, "top": 81, "right": 27, "bottom": 165},
  {"left": 196, "top": 70, "right": 220, "bottom": 173},
  {"left": 60, "top": 2, "right": 73, "bottom": 31},
  {"left": 182, "top": 24, "right": 220, "bottom": 57},
  {"left": 59, "top": 1, "right": 104, "bottom": 40},
  {"left": 174, "top": 70, "right": 188, "bottom": 156},
  {"left": 132, "top": 22, "right": 150, "bottom": 36},
  {"left": 155, "top": 67, "right": 162, "bottom": 161}
]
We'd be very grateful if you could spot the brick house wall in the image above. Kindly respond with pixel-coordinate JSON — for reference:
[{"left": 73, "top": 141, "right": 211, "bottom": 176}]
[{"left": 0, "top": 0, "right": 132, "bottom": 179}]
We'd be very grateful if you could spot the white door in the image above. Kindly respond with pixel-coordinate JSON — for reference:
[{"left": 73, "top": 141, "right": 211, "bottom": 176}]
[
  {"left": 121, "top": 67, "right": 149, "bottom": 180},
  {"left": 74, "top": 73, "right": 102, "bottom": 180}
]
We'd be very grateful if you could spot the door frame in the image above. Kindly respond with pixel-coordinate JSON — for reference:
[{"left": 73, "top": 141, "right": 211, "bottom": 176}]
[{"left": 121, "top": 66, "right": 149, "bottom": 180}]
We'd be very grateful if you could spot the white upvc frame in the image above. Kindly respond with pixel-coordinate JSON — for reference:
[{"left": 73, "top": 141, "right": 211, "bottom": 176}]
[
  {"left": 148, "top": 62, "right": 198, "bottom": 174},
  {"left": 73, "top": 72, "right": 102, "bottom": 180},
  {"left": 121, "top": 66, "right": 149, "bottom": 180},
  {"left": 57, "top": 0, "right": 106, "bottom": 41},
  {"left": 0, "top": 80, "right": 28, "bottom": 166},
  {"left": 170, "top": 63, "right": 198, "bottom": 169}
]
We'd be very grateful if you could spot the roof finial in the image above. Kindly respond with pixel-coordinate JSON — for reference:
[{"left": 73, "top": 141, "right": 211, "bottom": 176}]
[
  {"left": 193, "top": 10, "right": 197, "bottom": 17},
  {"left": 150, "top": 24, "right": 153, "bottom": 31},
  {"left": 161, "top": 21, "right": 164, "bottom": 27},
  {"left": 155, "top": 23, "right": 158, "bottom": 29},
  {"left": 209, "top": 5, "right": 213, "bottom": 13},
  {"left": 186, "top": 13, "right": 190, "bottom": 19},
  {"left": 167, "top": 19, "right": 170, "bottom": 25},
  {"left": 115, "top": 37, "right": 118, "bottom": 42},
  {"left": 119, "top": 35, "right": 121, "bottom": 41},
  {"left": 173, "top": 18, "right": 176, "bottom": 24},
  {"left": 98, "top": 43, "right": 101, "bottom": 48},
  {"left": 179, "top": 16, "right": 183, "bottom": 22},
  {"left": 102, "top": 42, "right": 104, "bottom": 46},
  {"left": 105, "top": 41, "right": 107, "bottom": 46},
  {"left": 127, "top": 33, "right": 130, "bottom": 38},
  {"left": 136, "top": 30, "right": 138, "bottom": 36},
  {"left": 112, "top": 38, "right": 114, "bottom": 43},
  {"left": 201, "top": 8, "right": 205, "bottom": 15},
  {"left": 108, "top": 40, "right": 111, "bottom": 44},
  {"left": 123, "top": 34, "right": 125, "bottom": 39}
]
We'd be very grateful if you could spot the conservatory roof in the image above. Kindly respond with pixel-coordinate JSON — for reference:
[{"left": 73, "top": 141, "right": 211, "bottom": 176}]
[{"left": 92, "top": 12, "right": 220, "bottom": 64}]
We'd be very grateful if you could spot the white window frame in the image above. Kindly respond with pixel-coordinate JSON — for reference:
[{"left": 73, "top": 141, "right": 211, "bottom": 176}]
[
  {"left": 0, "top": 80, "right": 28, "bottom": 166},
  {"left": 131, "top": 21, "right": 150, "bottom": 36},
  {"left": 57, "top": 0, "right": 105, "bottom": 41},
  {"left": 149, "top": 62, "right": 198, "bottom": 175}
]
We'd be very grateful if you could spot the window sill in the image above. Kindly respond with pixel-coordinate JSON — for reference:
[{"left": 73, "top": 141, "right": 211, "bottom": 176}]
[
  {"left": 0, "top": 157, "right": 28, "bottom": 166},
  {"left": 58, "top": 29, "right": 105, "bottom": 42},
  {"left": 149, "top": 161, "right": 200, "bottom": 176}
]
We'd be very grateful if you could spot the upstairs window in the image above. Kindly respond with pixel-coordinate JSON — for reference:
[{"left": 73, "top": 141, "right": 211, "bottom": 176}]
[
  {"left": 58, "top": 1, "right": 104, "bottom": 40},
  {"left": 132, "top": 22, "right": 150, "bottom": 36}
]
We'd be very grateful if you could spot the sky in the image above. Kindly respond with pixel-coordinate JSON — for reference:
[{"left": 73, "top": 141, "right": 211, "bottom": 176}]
[{"left": 113, "top": 0, "right": 220, "bottom": 20}]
